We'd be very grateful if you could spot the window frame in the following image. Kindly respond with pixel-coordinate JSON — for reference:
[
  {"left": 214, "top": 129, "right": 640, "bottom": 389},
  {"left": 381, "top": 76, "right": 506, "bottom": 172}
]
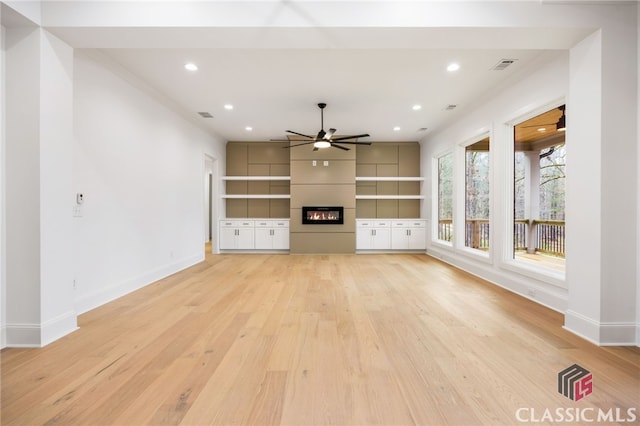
[
  {"left": 431, "top": 149, "right": 455, "bottom": 248},
  {"left": 501, "top": 99, "right": 567, "bottom": 287},
  {"left": 457, "top": 131, "right": 492, "bottom": 262}
]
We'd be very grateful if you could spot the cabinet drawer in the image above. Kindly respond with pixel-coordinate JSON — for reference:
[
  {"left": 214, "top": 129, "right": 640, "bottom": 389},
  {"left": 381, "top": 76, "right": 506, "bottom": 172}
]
[
  {"left": 220, "top": 220, "right": 254, "bottom": 227},
  {"left": 392, "top": 220, "right": 425, "bottom": 227},
  {"left": 253, "top": 219, "right": 289, "bottom": 228},
  {"left": 357, "top": 221, "right": 374, "bottom": 228},
  {"left": 357, "top": 220, "right": 391, "bottom": 228}
]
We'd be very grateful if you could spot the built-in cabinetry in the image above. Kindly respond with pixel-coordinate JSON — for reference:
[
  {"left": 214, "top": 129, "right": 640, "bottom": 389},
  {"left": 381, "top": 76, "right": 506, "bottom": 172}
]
[
  {"left": 219, "top": 219, "right": 289, "bottom": 251},
  {"left": 390, "top": 220, "right": 427, "bottom": 250},
  {"left": 225, "top": 142, "right": 291, "bottom": 218},
  {"left": 222, "top": 176, "right": 291, "bottom": 199},
  {"left": 219, "top": 220, "right": 255, "bottom": 250},
  {"left": 356, "top": 219, "right": 426, "bottom": 252},
  {"left": 356, "top": 220, "right": 392, "bottom": 250},
  {"left": 355, "top": 176, "right": 424, "bottom": 200},
  {"left": 255, "top": 219, "right": 290, "bottom": 250},
  {"left": 221, "top": 141, "right": 424, "bottom": 254}
]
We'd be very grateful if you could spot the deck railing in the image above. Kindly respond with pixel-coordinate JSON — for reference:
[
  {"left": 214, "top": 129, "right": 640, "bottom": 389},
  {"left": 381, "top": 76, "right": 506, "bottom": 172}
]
[
  {"left": 438, "top": 218, "right": 565, "bottom": 258},
  {"left": 514, "top": 219, "right": 528, "bottom": 250},
  {"left": 438, "top": 219, "right": 453, "bottom": 242},
  {"left": 465, "top": 219, "right": 490, "bottom": 249},
  {"left": 533, "top": 220, "right": 565, "bottom": 257}
]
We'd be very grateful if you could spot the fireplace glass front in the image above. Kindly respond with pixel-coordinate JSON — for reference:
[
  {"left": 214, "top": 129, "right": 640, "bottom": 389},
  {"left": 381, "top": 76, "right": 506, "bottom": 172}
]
[{"left": 302, "top": 206, "right": 344, "bottom": 225}]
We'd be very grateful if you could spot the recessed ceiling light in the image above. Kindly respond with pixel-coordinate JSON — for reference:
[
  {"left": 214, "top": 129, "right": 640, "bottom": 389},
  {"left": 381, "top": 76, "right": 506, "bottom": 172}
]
[
  {"left": 393, "top": 126, "right": 401, "bottom": 131},
  {"left": 412, "top": 105, "right": 422, "bottom": 111},
  {"left": 537, "top": 127, "right": 547, "bottom": 133},
  {"left": 447, "top": 63, "right": 460, "bottom": 72},
  {"left": 184, "top": 63, "right": 198, "bottom": 71},
  {"left": 245, "top": 126, "right": 253, "bottom": 131},
  {"left": 224, "top": 104, "right": 234, "bottom": 110}
]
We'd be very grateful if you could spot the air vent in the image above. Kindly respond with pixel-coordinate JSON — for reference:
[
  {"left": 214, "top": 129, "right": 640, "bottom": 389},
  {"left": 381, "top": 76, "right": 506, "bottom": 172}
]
[
  {"left": 198, "top": 112, "right": 213, "bottom": 118},
  {"left": 445, "top": 104, "right": 457, "bottom": 111},
  {"left": 491, "top": 59, "right": 517, "bottom": 71}
]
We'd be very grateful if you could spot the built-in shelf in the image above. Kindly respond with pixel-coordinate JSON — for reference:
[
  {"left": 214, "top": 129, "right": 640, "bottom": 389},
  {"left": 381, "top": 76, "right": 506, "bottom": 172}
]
[
  {"left": 222, "top": 176, "right": 290, "bottom": 181},
  {"left": 355, "top": 176, "right": 424, "bottom": 181},
  {"left": 355, "top": 195, "right": 424, "bottom": 200},
  {"left": 222, "top": 194, "right": 291, "bottom": 199}
]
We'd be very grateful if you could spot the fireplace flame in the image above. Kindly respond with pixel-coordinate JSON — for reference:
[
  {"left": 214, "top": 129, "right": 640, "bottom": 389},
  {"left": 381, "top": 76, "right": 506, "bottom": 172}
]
[{"left": 307, "top": 211, "right": 338, "bottom": 221}]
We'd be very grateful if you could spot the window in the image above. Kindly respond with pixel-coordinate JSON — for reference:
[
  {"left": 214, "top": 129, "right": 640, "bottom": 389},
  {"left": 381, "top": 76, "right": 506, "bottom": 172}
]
[
  {"left": 513, "top": 105, "right": 566, "bottom": 272},
  {"left": 437, "top": 153, "right": 453, "bottom": 242},
  {"left": 465, "top": 137, "right": 490, "bottom": 251}
]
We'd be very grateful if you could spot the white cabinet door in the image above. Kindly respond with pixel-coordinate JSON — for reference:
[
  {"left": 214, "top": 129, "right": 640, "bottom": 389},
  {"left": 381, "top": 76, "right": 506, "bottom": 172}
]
[
  {"left": 356, "top": 227, "right": 373, "bottom": 250},
  {"left": 391, "top": 227, "right": 409, "bottom": 250},
  {"left": 372, "top": 227, "right": 391, "bottom": 250},
  {"left": 272, "top": 228, "right": 289, "bottom": 250},
  {"left": 407, "top": 226, "right": 426, "bottom": 249},
  {"left": 237, "top": 228, "right": 255, "bottom": 249},
  {"left": 220, "top": 227, "right": 238, "bottom": 249},
  {"left": 254, "top": 228, "right": 272, "bottom": 249}
]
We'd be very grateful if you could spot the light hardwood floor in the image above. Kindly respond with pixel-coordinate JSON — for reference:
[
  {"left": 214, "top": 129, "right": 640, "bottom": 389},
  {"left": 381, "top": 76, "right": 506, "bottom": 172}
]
[{"left": 2, "top": 252, "right": 639, "bottom": 425}]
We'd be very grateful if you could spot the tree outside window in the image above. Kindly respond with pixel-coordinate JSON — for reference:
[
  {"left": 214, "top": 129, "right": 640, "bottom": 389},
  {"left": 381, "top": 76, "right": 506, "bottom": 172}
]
[
  {"left": 438, "top": 153, "right": 453, "bottom": 242},
  {"left": 465, "top": 137, "right": 490, "bottom": 250}
]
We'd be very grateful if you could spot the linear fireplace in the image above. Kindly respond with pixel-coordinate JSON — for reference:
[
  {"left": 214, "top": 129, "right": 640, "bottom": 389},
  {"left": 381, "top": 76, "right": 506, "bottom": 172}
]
[{"left": 302, "top": 206, "right": 344, "bottom": 225}]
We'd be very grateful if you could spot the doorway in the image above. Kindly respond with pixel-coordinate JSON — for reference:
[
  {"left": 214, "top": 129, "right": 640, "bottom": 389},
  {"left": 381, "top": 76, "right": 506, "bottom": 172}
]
[{"left": 204, "top": 155, "right": 216, "bottom": 254}]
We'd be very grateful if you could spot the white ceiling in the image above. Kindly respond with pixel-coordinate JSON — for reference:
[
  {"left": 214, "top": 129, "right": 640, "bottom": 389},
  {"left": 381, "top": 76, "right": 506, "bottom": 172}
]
[
  {"left": 100, "top": 47, "right": 560, "bottom": 142},
  {"left": 7, "top": 1, "right": 594, "bottom": 143}
]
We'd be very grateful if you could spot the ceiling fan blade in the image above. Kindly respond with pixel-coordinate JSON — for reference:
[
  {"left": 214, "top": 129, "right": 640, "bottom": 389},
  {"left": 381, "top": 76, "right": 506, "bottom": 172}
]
[
  {"left": 286, "top": 130, "right": 315, "bottom": 139},
  {"left": 332, "top": 140, "right": 372, "bottom": 145},
  {"left": 283, "top": 141, "right": 318, "bottom": 148},
  {"left": 330, "top": 143, "right": 350, "bottom": 151},
  {"left": 329, "top": 133, "right": 370, "bottom": 142},
  {"left": 324, "top": 128, "right": 336, "bottom": 139}
]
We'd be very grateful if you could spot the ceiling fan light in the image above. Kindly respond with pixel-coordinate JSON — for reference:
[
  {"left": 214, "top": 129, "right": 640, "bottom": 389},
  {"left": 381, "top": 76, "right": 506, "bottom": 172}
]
[{"left": 314, "top": 141, "right": 331, "bottom": 149}]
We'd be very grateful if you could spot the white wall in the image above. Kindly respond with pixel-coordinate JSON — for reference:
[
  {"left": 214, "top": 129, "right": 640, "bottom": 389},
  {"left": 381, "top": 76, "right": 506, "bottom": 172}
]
[
  {"left": 0, "top": 21, "right": 6, "bottom": 350},
  {"left": 422, "top": 5, "right": 639, "bottom": 346},
  {"left": 73, "top": 50, "right": 224, "bottom": 314},
  {"left": 39, "top": 30, "right": 76, "bottom": 345},
  {"left": 637, "top": 5, "right": 640, "bottom": 347},
  {"left": 5, "top": 26, "right": 43, "bottom": 345},
  {"left": 422, "top": 52, "right": 570, "bottom": 312}
]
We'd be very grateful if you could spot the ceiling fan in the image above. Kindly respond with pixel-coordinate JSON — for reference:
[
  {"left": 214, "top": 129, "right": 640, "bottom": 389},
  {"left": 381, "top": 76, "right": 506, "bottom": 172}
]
[
  {"left": 522, "top": 105, "right": 566, "bottom": 132},
  {"left": 275, "top": 103, "right": 371, "bottom": 151}
]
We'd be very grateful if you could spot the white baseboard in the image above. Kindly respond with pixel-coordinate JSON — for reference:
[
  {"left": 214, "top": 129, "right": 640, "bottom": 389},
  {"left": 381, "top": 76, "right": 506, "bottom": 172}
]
[
  {"left": 426, "top": 248, "right": 568, "bottom": 313},
  {"left": 41, "top": 310, "right": 78, "bottom": 346},
  {"left": 5, "top": 310, "right": 78, "bottom": 347},
  {"left": 74, "top": 252, "right": 204, "bottom": 315},
  {"left": 564, "top": 310, "right": 638, "bottom": 346},
  {"left": 5, "top": 323, "right": 41, "bottom": 347},
  {"left": 1, "top": 324, "right": 6, "bottom": 349}
]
